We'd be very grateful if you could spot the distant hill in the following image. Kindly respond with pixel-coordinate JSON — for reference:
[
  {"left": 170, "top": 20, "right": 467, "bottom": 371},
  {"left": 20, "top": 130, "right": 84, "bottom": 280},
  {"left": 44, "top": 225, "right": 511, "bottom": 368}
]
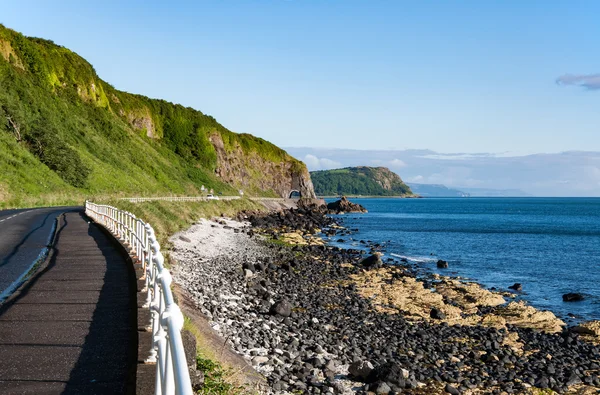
[
  {"left": 459, "top": 187, "right": 532, "bottom": 197},
  {"left": 310, "top": 167, "right": 414, "bottom": 197},
  {"left": 408, "top": 183, "right": 470, "bottom": 197},
  {"left": 0, "top": 24, "right": 314, "bottom": 208}
]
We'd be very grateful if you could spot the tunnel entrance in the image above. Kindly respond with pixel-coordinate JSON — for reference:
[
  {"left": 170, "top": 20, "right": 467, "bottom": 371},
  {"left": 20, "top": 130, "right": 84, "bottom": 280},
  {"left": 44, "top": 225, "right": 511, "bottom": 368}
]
[{"left": 288, "top": 190, "right": 301, "bottom": 199}]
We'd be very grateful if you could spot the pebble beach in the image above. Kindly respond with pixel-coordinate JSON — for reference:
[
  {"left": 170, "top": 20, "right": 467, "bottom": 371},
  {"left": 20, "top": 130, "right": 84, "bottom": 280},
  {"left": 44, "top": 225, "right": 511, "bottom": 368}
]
[{"left": 170, "top": 205, "right": 600, "bottom": 395}]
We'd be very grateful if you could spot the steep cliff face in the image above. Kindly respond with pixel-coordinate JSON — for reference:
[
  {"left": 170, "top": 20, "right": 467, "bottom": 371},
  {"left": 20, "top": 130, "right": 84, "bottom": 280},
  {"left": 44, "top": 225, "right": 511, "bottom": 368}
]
[
  {"left": 0, "top": 24, "right": 312, "bottom": 206},
  {"left": 310, "top": 166, "right": 414, "bottom": 197},
  {"left": 368, "top": 167, "right": 409, "bottom": 191},
  {"left": 210, "top": 133, "right": 315, "bottom": 198}
]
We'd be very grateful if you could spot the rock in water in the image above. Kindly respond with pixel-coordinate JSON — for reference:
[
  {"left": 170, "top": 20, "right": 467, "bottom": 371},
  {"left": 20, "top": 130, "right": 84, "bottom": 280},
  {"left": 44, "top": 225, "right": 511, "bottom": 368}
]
[
  {"left": 269, "top": 299, "right": 292, "bottom": 317},
  {"left": 327, "top": 196, "right": 367, "bottom": 214},
  {"left": 430, "top": 308, "right": 446, "bottom": 320},
  {"left": 436, "top": 259, "right": 448, "bottom": 268},
  {"left": 348, "top": 360, "right": 374, "bottom": 381},
  {"left": 508, "top": 283, "right": 523, "bottom": 291},
  {"left": 563, "top": 293, "right": 584, "bottom": 302}
]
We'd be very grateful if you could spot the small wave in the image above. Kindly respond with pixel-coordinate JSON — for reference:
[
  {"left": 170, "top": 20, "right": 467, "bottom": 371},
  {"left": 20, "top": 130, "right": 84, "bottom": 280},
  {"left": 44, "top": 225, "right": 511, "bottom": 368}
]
[{"left": 390, "top": 253, "right": 437, "bottom": 263}]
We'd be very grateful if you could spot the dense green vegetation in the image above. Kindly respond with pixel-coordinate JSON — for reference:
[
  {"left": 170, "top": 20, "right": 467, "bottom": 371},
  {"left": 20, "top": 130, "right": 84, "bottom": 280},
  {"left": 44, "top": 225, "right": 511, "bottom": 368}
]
[
  {"left": 0, "top": 24, "right": 304, "bottom": 208},
  {"left": 311, "top": 166, "right": 414, "bottom": 197}
]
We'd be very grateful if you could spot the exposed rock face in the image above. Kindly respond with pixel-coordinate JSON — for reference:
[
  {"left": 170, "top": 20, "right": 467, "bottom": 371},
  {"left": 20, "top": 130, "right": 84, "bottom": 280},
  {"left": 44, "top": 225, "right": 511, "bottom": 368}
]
[
  {"left": 127, "top": 107, "right": 156, "bottom": 138},
  {"left": 210, "top": 133, "right": 316, "bottom": 198},
  {"left": 0, "top": 39, "right": 24, "bottom": 69},
  {"left": 327, "top": 196, "right": 367, "bottom": 213}
]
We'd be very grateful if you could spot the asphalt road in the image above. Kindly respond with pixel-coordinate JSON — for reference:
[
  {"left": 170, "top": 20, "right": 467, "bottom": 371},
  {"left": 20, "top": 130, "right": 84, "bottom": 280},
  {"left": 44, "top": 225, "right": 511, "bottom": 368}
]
[
  {"left": 0, "top": 206, "right": 80, "bottom": 300},
  {"left": 0, "top": 210, "right": 137, "bottom": 393}
]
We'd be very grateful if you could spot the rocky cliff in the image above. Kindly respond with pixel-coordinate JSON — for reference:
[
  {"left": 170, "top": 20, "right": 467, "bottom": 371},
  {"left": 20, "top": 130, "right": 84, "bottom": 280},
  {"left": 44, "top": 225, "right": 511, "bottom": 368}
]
[
  {"left": 210, "top": 133, "right": 315, "bottom": 198},
  {"left": 0, "top": 24, "right": 314, "bottom": 206}
]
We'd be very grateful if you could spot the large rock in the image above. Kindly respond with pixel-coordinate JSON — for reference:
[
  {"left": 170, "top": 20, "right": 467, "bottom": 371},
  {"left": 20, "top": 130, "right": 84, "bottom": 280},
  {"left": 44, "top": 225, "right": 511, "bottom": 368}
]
[
  {"left": 508, "top": 283, "right": 522, "bottom": 292},
  {"left": 430, "top": 307, "right": 446, "bottom": 320},
  {"left": 360, "top": 254, "right": 383, "bottom": 270},
  {"left": 269, "top": 299, "right": 292, "bottom": 317},
  {"left": 348, "top": 360, "right": 374, "bottom": 381},
  {"left": 563, "top": 293, "right": 584, "bottom": 302},
  {"left": 327, "top": 197, "right": 367, "bottom": 214},
  {"left": 367, "top": 362, "right": 409, "bottom": 387},
  {"left": 436, "top": 259, "right": 448, "bottom": 268}
]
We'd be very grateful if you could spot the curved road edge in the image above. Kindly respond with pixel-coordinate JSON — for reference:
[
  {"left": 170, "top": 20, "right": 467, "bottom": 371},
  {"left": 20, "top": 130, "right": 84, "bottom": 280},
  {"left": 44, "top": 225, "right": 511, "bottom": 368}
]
[{"left": 0, "top": 207, "right": 80, "bottom": 304}]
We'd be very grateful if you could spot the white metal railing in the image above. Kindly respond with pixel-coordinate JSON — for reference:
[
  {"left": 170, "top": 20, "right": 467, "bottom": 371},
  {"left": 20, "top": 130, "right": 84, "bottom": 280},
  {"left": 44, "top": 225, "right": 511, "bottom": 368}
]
[
  {"left": 121, "top": 196, "right": 241, "bottom": 203},
  {"left": 84, "top": 201, "right": 193, "bottom": 395}
]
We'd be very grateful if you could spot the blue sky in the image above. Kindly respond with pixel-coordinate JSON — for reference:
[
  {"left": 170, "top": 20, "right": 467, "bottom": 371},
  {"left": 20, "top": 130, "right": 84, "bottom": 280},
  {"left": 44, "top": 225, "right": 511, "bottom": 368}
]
[{"left": 2, "top": 0, "right": 600, "bottom": 154}]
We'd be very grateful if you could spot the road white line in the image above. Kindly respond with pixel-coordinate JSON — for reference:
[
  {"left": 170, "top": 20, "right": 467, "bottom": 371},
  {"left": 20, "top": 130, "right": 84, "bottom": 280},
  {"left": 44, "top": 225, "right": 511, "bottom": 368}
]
[{"left": 0, "top": 210, "right": 32, "bottom": 224}]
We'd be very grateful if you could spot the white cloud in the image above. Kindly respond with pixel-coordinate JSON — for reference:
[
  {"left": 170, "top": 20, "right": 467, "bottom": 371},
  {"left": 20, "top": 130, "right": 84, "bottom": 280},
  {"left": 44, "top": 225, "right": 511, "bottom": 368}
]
[
  {"left": 389, "top": 158, "right": 407, "bottom": 168},
  {"left": 303, "top": 154, "right": 342, "bottom": 171},
  {"left": 418, "top": 152, "right": 533, "bottom": 161}
]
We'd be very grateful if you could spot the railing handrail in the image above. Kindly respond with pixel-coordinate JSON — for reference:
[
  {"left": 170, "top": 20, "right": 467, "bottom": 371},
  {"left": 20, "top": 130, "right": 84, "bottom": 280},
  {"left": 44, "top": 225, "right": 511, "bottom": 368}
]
[{"left": 84, "top": 201, "right": 193, "bottom": 395}]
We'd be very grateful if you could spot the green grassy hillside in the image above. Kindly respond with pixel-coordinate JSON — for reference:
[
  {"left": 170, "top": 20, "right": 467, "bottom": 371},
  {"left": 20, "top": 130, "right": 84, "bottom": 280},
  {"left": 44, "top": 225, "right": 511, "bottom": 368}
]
[
  {"left": 311, "top": 166, "right": 414, "bottom": 197},
  {"left": 0, "top": 25, "right": 310, "bottom": 208}
]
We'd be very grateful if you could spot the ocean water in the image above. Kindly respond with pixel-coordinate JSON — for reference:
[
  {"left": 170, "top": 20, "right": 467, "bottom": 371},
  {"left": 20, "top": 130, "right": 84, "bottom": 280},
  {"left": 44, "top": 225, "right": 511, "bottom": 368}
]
[{"left": 326, "top": 197, "right": 600, "bottom": 323}]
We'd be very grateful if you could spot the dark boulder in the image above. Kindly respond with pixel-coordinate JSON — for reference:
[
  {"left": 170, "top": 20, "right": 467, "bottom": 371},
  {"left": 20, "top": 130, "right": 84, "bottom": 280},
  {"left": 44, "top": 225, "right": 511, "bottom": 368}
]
[
  {"left": 563, "top": 293, "right": 584, "bottom": 302},
  {"left": 327, "top": 196, "right": 367, "bottom": 214},
  {"left": 360, "top": 254, "right": 383, "bottom": 270},
  {"left": 367, "top": 362, "right": 408, "bottom": 388},
  {"left": 348, "top": 360, "right": 374, "bottom": 381},
  {"left": 430, "top": 308, "right": 446, "bottom": 320},
  {"left": 508, "top": 283, "right": 522, "bottom": 292},
  {"left": 436, "top": 259, "right": 448, "bottom": 268},
  {"left": 269, "top": 299, "right": 292, "bottom": 317}
]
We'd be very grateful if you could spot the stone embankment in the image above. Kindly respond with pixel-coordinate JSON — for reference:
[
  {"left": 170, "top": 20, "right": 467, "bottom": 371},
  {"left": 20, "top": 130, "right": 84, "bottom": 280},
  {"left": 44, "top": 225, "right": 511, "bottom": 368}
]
[{"left": 170, "top": 205, "right": 600, "bottom": 395}]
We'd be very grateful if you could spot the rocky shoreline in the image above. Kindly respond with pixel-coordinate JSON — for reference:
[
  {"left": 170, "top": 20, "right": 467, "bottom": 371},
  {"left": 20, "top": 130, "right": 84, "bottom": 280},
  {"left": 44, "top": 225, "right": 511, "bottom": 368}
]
[{"left": 170, "top": 206, "right": 600, "bottom": 395}]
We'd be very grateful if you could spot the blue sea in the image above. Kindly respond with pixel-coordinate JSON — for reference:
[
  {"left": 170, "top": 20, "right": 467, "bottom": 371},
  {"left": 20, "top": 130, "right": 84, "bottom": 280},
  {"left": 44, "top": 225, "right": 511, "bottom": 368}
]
[{"left": 326, "top": 197, "right": 600, "bottom": 323}]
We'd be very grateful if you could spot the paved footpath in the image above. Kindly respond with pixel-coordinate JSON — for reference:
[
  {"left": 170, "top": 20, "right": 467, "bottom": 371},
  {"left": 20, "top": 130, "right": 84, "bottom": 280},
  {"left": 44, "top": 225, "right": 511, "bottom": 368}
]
[{"left": 0, "top": 209, "right": 137, "bottom": 394}]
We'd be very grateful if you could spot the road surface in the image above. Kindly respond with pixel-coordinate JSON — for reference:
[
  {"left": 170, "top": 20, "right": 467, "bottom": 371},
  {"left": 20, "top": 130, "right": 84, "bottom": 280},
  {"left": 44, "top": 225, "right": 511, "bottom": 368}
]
[
  {"left": 0, "top": 207, "right": 78, "bottom": 300},
  {"left": 0, "top": 209, "right": 137, "bottom": 393}
]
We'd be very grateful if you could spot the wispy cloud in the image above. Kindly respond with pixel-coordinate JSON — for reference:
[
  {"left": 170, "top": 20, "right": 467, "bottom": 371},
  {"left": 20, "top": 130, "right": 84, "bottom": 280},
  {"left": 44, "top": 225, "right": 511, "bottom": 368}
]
[
  {"left": 556, "top": 73, "right": 600, "bottom": 90},
  {"left": 388, "top": 158, "right": 407, "bottom": 168},
  {"left": 302, "top": 154, "right": 341, "bottom": 171}
]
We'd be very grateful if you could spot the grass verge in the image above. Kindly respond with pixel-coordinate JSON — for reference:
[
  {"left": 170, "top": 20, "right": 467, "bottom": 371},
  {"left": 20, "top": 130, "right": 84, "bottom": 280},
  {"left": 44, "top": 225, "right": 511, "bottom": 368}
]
[{"left": 183, "top": 316, "right": 245, "bottom": 394}]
